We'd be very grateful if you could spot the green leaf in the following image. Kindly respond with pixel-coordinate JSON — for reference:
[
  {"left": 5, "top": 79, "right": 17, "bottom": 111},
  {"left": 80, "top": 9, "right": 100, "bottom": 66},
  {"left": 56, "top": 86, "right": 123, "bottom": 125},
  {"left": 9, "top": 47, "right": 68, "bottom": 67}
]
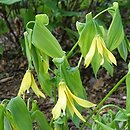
[
  {"left": 102, "top": 59, "right": 114, "bottom": 76},
  {"left": 53, "top": 57, "right": 86, "bottom": 99},
  {"left": 23, "top": 27, "right": 33, "bottom": 68},
  {"left": 107, "top": 2, "right": 124, "bottom": 51},
  {"left": 0, "top": 105, "right": 4, "bottom": 130},
  {"left": 6, "top": 96, "right": 33, "bottom": 130},
  {"left": 31, "top": 46, "right": 52, "bottom": 96},
  {"left": 95, "top": 22, "right": 106, "bottom": 39},
  {"left": 91, "top": 51, "right": 102, "bottom": 77},
  {"left": 4, "top": 116, "right": 12, "bottom": 130},
  {"left": 95, "top": 120, "right": 114, "bottom": 130},
  {"left": 126, "top": 71, "right": 130, "bottom": 129},
  {"left": 76, "top": 12, "right": 97, "bottom": 57},
  {"left": 76, "top": 22, "right": 86, "bottom": 34},
  {"left": 118, "top": 37, "right": 128, "bottom": 61},
  {"left": 31, "top": 45, "right": 39, "bottom": 72},
  {"left": 4, "top": 107, "right": 16, "bottom": 130},
  {"left": 126, "top": 73, "right": 130, "bottom": 113},
  {"left": 65, "top": 66, "right": 86, "bottom": 97},
  {"left": 125, "top": 38, "right": 130, "bottom": 52},
  {"left": 37, "top": 52, "right": 52, "bottom": 96},
  {"left": 32, "top": 14, "right": 64, "bottom": 58},
  {"left": 24, "top": 26, "right": 52, "bottom": 96},
  {"left": 30, "top": 100, "right": 39, "bottom": 112},
  {"left": 76, "top": 13, "right": 108, "bottom": 76},
  {"left": 53, "top": 123, "right": 65, "bottom": 130},
  {"left": 0, "top": 0, "right": 21, "bottom": 5},
  {"left": 115, "top": 110, "right": 128, "bottom": 122},
  {"left": 31, "top": 110, "right": 52, "bottom": 130},
  {"left": 24, "top": 31, "right": 33, "bottom": 68}
]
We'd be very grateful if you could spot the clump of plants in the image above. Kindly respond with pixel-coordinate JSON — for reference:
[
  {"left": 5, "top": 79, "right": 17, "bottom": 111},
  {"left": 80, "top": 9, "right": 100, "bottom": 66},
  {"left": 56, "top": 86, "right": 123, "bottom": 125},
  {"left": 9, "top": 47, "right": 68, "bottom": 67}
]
[{"left": 0, "top": 2, "right": 130, "bottom": 130}]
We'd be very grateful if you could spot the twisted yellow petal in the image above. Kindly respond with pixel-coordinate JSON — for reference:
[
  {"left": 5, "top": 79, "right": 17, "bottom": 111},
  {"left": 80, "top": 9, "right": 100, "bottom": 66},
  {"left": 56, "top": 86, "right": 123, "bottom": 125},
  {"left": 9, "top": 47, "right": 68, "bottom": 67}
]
[
  {"left": 65, "top": 84, "right": 96, "bottom": 108},
  {"left": 58, "top": 83, "right": 67, "bottom": 115},
  {"left": 66, "top": 91, "right": 86, "bottom": 122},
  {"left": 52, "top": 82, "right": 67, "bottom": 120},
  {"left": 67, "top": 99, "right": 74, "bottom": 117},
  {"left": 106, "top": 50, "right": 117, "bottom": 65},
  {"left": 18, "top": 69, "right": 31, "bottom": 96},
  {"left": 65, "top": 82, "right": 95, "bottom": 122},
  {"left": 71, "top": 103, "right": 86, "bottom": 122},
  {"left": 100, "top": 37, "right": 117, "bottom": 65},
  {"left": 84, "top": 35, "right": 117, "bottom": 69},
  {"left": 96, "top": 36, "right": 104, "bottom": 65},
  {"left": 18, "top": 69, "right": 45, "bottom": 98},
  {"left": 31, "top": 74, "right": 45, "bottom": 98},
  {"left": 52, "top": 99, "right": 63, "bottom": 119},
  {"left": 84, "top": 37, "right": 96, "bottom": 68}
]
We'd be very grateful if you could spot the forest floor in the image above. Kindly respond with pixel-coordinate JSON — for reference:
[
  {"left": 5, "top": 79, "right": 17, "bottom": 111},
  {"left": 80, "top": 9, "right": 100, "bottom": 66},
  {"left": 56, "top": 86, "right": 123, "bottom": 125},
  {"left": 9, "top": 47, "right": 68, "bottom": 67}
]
[{"left": 0, "top": 33, "right": 129, "bottom": 129}]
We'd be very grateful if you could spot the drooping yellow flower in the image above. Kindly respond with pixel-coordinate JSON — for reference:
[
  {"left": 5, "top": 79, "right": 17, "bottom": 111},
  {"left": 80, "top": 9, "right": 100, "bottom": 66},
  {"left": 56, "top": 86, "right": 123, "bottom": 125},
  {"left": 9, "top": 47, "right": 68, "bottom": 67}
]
[
  {"left": 52, "top": 82, "right": 96, "bottom": 122},
  {"left": 18, "top": 69, "right": 45, "bottom": 98},
  {"left": 84, "top": 35, "right": 117, "bottom": 68}
]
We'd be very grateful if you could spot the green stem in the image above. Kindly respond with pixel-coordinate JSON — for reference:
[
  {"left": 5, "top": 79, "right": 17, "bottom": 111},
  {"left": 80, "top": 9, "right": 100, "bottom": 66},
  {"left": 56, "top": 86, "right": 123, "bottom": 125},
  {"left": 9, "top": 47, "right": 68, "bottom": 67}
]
[
  {"left": 93, "top": 8, "right": 111, "bottom": 19},
  {"left": 67, "top": 42, "right": 78, "bottom": 59},
  {"left": 26, "top": 21, "right": 35, "bottom": 30},
  {"left": 126, "top": 73, "right": 130, "bottom": 129},
  {"left": 85, "top": 121, "right": 92, "bottom": 129},
  {"left": 54, "top": 83, "right": 57, "bottom": 104},
  {"left": 49, "top": 118, "right": 54, "bottom": 127},
  {"left": 48, "top": 67, "right": 56, "bottom": 76},
  {"left": 77, "top": 55, "right": 83, "bottom": 68},
  {"left": 96, "top": 104, "right": 127, "bottom": 116},
  {"left": 27, "top": 98, "right": 31, "bottom": 111},
  {"left": 64, "top": 115, "right": 69, "bottom": 130},
  {"left": 128, "top": 118, "right": 130, "bottom": 130},
  {"left": 80, "top": 74, "right": 127, "bottom": 130},
  {"left": 42, "top": 58, "right": 56, "bottom": 75}
]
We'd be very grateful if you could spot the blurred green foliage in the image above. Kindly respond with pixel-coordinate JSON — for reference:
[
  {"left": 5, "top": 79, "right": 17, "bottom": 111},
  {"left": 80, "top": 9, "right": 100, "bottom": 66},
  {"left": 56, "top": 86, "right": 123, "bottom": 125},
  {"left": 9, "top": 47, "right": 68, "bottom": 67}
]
[
  {"left": 0, "top": 0, "right": 129, "bottom": 49},
  {"left": 0, "top": 44, "right": 3, "bottom": 55}
]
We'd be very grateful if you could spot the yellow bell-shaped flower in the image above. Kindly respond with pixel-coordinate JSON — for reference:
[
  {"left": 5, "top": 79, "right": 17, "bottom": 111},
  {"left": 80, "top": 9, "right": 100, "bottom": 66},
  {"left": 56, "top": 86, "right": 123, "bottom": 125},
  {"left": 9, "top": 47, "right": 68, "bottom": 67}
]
[
  {"left": 18, "top": 69, "right": 45, "bottom": 98},
  {"left": 52, "top": 82, "right": 96, "bottom": 122},
  {"left": 84, "top": 35, "right": 117, "bottom": 68}
]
